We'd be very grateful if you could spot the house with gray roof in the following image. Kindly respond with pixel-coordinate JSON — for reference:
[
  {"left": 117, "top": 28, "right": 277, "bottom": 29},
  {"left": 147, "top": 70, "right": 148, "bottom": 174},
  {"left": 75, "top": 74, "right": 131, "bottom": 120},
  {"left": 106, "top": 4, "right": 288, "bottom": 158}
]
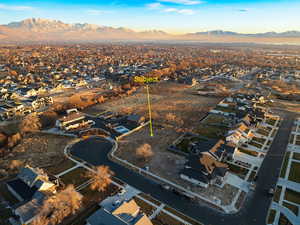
[{"left": 6, "top": 165, "right": 57, "bottom": 202}]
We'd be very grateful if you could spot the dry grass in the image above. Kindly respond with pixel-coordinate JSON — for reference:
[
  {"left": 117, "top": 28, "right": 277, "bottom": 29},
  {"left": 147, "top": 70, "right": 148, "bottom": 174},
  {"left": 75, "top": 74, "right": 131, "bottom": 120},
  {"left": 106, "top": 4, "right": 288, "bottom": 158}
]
[
  {"left": 86, "top": 82, "right": 221, "bottom": 128},
  {"left": 0, "top": 133, "right": 74, "bottom": 177}
]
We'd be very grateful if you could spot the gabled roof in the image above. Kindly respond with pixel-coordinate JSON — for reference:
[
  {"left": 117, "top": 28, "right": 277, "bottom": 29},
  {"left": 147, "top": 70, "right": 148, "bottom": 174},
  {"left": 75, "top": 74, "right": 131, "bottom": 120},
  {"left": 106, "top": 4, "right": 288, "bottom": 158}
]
[
  {"left": 15, "top": 191, "right": 46, "bottom": 224},
  {"left": 7, "top": 178, "right": 38, "bottom": 200},
  {"left": 87, "top": 199, "right": 153, "bottom": 225},
  {"left": 112, "top": 199, "right": 139, "bottom": 218},
  {"left": 180, "top": 168, "right": 210, "bottom": 184},
  {"left": 87, "top": 209, "right": 127, "bottom": 225},
  {"left": 18, "top": 167, "right": 39, "bottom": 188},
  {"left": 58, "top": 112, "right": 85, "bottom": 123}
]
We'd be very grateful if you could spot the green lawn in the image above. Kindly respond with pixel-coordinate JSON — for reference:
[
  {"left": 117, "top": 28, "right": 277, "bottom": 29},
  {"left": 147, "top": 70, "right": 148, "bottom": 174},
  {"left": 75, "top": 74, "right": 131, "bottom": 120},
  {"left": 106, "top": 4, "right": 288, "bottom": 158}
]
[
  {"left": 215, "top": 105, "right": 236, "bottom": 113},
  {"left": 288, "top": 162, "right": 300, "bottom": 183},
  {"left": 256, "top": 128, "right": 269, "bottom": 136},
  {"left": 247, "top": 171, "right": 257, "bottom": 182},
  {"left": 152, "top": 212, "right": 184, "bottom": 225},
  {"left": 267, "top": 209, "right": 276, "bottom": 224},
  {"left": 65, "top": 203, "right": 100, "bottom": 225},
  {"left": 79, "top": 183, "right": 118, "bottom": 204},
  {"left": 164, "top": 206, "right": 204, "bottom": 225},
  {"left": 44, "top": 159, "right": 77, "bottom": 175},
  {"left": 228, "top": 163, "right": 249, "bottom": 178},
  {"left": 133, "top": 197, "right": 156, "bottom": 217},
  {"left": 271, "top": 129, "right": 277, "bottom": 137},
  {"left": 252, "top": 137, "right": 266, "bottom": 145},
  {"left": 293, "top": 152, "right": 300, "bottom": 161},
  {"left": 284, "top": 188, "right": 300, "bottom": 205},
  {"left": 248, "top": 141, "right": 263, "bottom": 149},
  {"left": 60, "top": 167, "right": 89, "bottom": 187},
  {"left": 280, "top": 152, "right": 290, "bottom": 178},
  {"left": 266, "top": 118, "right": 277, "bottom": 126},
  {"left": 202, "top": 114, "right": 229, "bottom": 126},
  {"left": 278, "top": 213, "right": 292, "bottom": 225},
  {"left": 282, "top": 201, "right": 298, "bottom": 216},
  {"left": 289, "top": 134, "right": 295, "bottom": 144},
  {"left": 139, "top": 193, "right": 161, "bottom": 206},
  {"left": 194, "top": 124, "right": 227, "bottom": 139},
  {"left": 238, "top": 148, "right": 259, "bottom": 157},
  {"left": 273, "top": 186, "right": 282, "bottom": 203}
]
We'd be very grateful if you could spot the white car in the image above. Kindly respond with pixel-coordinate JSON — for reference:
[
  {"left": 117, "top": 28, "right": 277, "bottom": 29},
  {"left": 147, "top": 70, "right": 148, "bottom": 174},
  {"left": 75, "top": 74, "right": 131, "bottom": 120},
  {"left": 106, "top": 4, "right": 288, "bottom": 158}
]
[{"left": 118, "top": 189, "right": 126, "bottom": 195}]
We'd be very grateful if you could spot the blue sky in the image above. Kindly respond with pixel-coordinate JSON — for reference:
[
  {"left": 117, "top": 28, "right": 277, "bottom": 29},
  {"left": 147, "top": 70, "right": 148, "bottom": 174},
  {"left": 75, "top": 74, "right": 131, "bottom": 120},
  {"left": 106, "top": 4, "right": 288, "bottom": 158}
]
[{"left": 0, "top": 0, "right": 299, "bottom": 34}]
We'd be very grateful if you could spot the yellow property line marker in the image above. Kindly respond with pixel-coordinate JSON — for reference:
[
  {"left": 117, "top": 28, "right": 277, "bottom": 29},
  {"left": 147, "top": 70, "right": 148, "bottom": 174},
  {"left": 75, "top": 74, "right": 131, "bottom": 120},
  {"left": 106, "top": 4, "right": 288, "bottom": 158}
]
[{"left": 146, "top": 85, "right": 154, "bottom": 137}]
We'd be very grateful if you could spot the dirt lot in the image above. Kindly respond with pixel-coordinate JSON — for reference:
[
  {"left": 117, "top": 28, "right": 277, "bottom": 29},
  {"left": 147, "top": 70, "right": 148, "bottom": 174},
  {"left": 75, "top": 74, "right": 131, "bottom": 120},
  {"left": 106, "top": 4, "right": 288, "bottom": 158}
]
[
  {"left": 110, "top": 82, "right": 237, "bottom": 206},
  {"left": 116, "top": 126, "right": 238, "bottom": 206},
  {"left": 0, "top": 133, "right": 74, "bottom": 178},
  {"left": 115, "top": 125, "right": 185, "bottom": 171},
  {"left": 84, "top": 82, "right": 221, "bottom": 128}
]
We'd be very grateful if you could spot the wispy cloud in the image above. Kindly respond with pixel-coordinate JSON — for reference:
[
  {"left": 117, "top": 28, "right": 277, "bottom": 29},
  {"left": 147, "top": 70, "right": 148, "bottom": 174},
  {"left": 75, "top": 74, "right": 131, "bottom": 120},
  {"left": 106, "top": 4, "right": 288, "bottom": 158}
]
[
  {"left": 86, "top": 10, "right": 111, "bottom": 15},
  {"left": 146, "top": 3, "right": 163, "bottom": 9},
  {"left": 163, "top": 8, "right": 196, "bottom": 15},
  {"left": 238, "top": 9, "right": 248, "bottom": 12},
  {"left": 0, "top": 4, "right": 33, "bottom": 11},
  {"left": 159, "top": 0, "right": 204, "bottom": 5}
]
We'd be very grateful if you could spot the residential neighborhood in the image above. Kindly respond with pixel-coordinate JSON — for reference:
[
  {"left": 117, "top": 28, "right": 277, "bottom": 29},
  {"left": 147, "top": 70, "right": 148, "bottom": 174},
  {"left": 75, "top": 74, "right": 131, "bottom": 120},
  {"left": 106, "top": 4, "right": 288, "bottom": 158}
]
[{"left": 0, "top": 42, "right": 299, "bottom": 225}]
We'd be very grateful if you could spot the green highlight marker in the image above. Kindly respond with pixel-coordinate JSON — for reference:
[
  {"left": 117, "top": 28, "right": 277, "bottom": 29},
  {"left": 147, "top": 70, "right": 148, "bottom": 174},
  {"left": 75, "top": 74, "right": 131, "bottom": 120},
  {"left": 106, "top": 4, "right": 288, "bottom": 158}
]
[{"left": 146, "top": 85, "right": 154, "bottom": 137}]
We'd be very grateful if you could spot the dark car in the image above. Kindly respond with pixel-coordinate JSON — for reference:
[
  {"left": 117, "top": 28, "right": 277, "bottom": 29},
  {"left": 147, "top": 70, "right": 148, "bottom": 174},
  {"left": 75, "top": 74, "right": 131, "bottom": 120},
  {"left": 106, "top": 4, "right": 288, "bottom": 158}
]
[{"left": 266, "top": 188, "right": 275, "bottom": 197}]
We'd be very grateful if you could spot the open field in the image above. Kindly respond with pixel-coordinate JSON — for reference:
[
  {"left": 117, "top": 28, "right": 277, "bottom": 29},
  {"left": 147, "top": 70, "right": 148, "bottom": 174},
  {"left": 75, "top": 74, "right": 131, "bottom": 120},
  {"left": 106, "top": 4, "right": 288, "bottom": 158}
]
[
  {"left": 0, "top": 133, "right": 74, "bottom": 178},
  {"left": 111, "top": 82, "right": 241, "bottom": 206},
  {"left": 84, "top": 82, "right": 221, "bottom": 128}
]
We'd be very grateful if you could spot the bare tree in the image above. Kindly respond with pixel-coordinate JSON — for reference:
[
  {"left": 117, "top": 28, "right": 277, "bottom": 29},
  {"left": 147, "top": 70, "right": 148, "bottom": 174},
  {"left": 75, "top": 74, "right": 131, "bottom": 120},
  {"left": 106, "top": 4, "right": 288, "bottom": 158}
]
[
  {"left": 19, "top": 113, "right": 42, "bottom": 134},
  {"left": 32, "top": 185, "right": 82, "bottom": 225},
  {"left": 86, "top": 165, "right": 114, "bottom": 192},
  {"left": 8, "top": 160, "right": 23, "bottom": 170},
  {"left": 136, "top": 143, "right": 153, "bottom": 161},
  {"left": 165, "top": 112, "right": 177, "bottom": 121}
]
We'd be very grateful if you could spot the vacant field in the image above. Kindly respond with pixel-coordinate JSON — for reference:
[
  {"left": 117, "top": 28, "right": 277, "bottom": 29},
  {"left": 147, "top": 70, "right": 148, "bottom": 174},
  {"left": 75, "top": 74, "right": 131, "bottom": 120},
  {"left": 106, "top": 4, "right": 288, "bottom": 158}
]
[
  {"left": 84, "top": 82, "right": 221, "bottom": 128},
  {"left": 112, "top": 82, "right": 239, "bottom": 206},
  {"left": 115, "top": 125, "right": 186, "bottom": 172},
  {"left": 0, "top": 133, "right": 74, "bottom": 177}
]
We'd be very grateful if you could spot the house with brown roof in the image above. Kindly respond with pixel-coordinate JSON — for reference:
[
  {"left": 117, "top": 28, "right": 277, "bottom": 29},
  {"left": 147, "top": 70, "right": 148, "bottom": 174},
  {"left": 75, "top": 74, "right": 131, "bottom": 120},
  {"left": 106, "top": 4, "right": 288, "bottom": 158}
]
[
  {"left": 226, "top": 121, "right": 254, "bottom": 145},
  {"left": 180, "top": 139, "right": 233, "bottom": 188},
  {"left": 86, "top": 197, "right": 153, "bottom": 225}
]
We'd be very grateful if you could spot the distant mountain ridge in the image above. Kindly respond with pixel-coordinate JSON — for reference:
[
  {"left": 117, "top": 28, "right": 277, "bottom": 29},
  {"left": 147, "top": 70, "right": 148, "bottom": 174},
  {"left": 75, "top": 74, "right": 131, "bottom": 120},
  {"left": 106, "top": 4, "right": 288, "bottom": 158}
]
[
  {"left": 0, "top": 18, "right": 300, "bottom": 44},
  {"left": 189, "top": 30, "right": 300, "bottom": 37}
]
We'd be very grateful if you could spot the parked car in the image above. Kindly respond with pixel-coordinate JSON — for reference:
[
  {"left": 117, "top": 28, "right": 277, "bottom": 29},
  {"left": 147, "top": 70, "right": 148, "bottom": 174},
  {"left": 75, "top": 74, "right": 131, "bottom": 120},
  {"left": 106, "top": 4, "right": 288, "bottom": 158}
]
[
  {"left": 159, "top": 184, "right": 172, "bottom": 191},
  {"left": 266, "top": 188, "right": 274, "bottom": 197},
  {"left": 172, "top": 189, "right": 195, "bottom": 200},
  {"left": 118, "top": 189, "right": 126, "bottom": 195},
  {"left": 249, "top": 182, "right": 256, "bottom": 191}
]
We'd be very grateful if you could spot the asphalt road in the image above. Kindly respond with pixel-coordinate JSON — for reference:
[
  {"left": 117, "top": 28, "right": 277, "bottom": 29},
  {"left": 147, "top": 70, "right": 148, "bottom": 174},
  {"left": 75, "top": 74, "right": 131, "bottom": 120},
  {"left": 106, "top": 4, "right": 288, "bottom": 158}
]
[{"left": 70, "top": 111, "right": 297, "bottom": 225}]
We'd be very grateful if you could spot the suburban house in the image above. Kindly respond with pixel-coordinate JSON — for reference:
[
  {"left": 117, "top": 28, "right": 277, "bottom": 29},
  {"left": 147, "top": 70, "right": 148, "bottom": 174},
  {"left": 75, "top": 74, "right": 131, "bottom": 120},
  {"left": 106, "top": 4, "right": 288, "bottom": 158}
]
[
  {"left": 226, "top": 121, "right": 254, "bottom": 145},
  {"left": 180, "top": 139, "right": 234, "bottom": 188},
  {"left": 12, "top": 191, "right": 47, "bottom": 225},
  {"left": 127, "top": 114, "right": 145, "bottom": 126},
  {"left": 6, "top": 166, "right": 58, "bottom": 225},
  {"left": 56, "top": 111, "right": 87, "bottom": 131},
  {"left": 86, "top": 196, "right": 153, "bottom": 225},
  {"left": 6, "top": 165, "right": 57, "bottom": 202},
  {"left": 180, "top": 153, "right": 229, "bottom": 188}
]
